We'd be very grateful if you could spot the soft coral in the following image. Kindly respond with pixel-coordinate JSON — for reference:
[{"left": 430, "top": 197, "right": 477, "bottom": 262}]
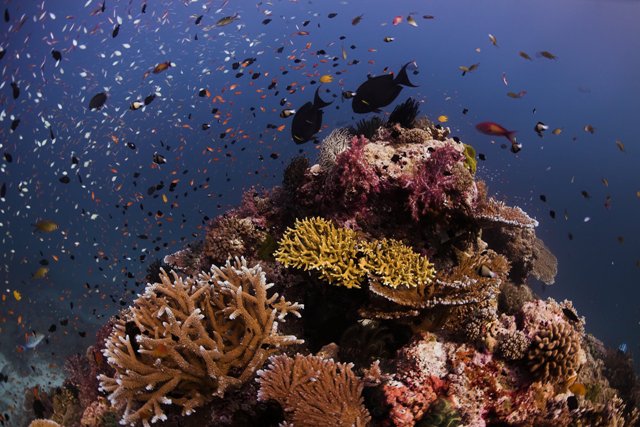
[{"left": 405, "top": 144, "right": 464, "bottom": 221}]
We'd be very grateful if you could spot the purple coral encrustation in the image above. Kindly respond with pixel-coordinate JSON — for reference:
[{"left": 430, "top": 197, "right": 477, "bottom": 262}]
[
  {"left": 403, "top": 144, "right": 466, "bottom": 221},
  {"left": 329, "top": 135, "right": 382, "bottom": 213}
]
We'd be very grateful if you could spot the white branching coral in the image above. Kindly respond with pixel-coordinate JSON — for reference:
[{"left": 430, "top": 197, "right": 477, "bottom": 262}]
[{"left": 98, "top": 257, "right": 303, "bottom": 427}]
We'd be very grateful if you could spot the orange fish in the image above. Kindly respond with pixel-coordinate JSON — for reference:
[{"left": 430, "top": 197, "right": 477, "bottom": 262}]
[
  {"left": 476, "top": 122, "right": 522, "bottom": 153},
  {"left": 152, "top": 61, "right": 172, "bottom": 74}
]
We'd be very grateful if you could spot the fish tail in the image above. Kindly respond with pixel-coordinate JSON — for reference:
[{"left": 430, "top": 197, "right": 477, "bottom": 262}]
[
  {"left": 395, "top": 62, "right": 418, "bottom": 87},
  {"left": 313, "top": 88, "right": 332, "bottom": 109}
]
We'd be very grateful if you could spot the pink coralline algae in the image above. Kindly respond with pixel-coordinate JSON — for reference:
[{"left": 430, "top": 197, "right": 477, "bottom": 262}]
[
  {"left": 382, "top": 334, "right": 449, "bottom": 426},
  {"left": 404, "top": 144, "right": 471, "bottom": 221},
  {"left": 329, "top": 135, "right": 381, "bottom": 213}
]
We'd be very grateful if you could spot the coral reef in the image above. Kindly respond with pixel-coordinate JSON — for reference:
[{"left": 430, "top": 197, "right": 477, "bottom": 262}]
[
  {"left": 98, "top": 258, "right": 303, "bottom": 426},
  {"left": 257, "top": 353, "right": 370, "bottom": 427},
  {"left": 52, "top": 111, "right": 640, "bottom": 427}
]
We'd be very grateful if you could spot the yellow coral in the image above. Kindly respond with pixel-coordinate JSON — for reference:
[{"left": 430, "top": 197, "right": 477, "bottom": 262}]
[
  {"left": 360, "top": 238, "right": 435, "bottom": 289},
  {"left": 275, "top": 217, "right": 366, "bottom": 288}
]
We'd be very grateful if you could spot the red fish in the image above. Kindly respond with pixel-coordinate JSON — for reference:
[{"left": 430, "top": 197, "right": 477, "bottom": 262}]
[{"left": 475, "top": 122, "right": 522, "bottom": 153}]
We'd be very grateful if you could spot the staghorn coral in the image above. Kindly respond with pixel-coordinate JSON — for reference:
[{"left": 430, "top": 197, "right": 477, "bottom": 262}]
[
  {"left": 360, "top": 238, "right": 435, "bottom": 289},
  {"left": 317, "top": 128, "right": 352, "bottom": 171},
  {"left": 257, "top": 353, "right": 371, "bottom": 427},
  {"left": 98, "top": 258, "right": 303, "bottom": 427},
  {"left": 203, "top": 215, "right": 266, "bottom": 265},
  {"left": 274, "top": 217, "right": 366, "bottom": 289},
  {"left": 528, "top": 322, "right": 582, "bottom": 383}
]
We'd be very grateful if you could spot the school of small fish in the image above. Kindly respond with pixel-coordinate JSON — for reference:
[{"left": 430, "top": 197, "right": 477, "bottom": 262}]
[{"left": 0, "top": 2, "right": 637, "bottom": 420}]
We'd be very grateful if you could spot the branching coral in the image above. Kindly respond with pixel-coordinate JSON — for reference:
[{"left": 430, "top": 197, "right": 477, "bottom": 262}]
[
  {"left": 360, "top": 238, "right": 435, "bottom": 289},
  {"left": 274, "top": 217, "right": 366, "bottom": 289},
  {"left": 257, "top": 354, "right": 371, "bottom": 427},
  {"left": 28, "top": 420, "right": 62, "bottom": 427},
  {"left": 99, "top": 258, "right": 303, "bottom": 426},
  {"left": 528, "top": 322, "right": 582, "bottom": 383}
]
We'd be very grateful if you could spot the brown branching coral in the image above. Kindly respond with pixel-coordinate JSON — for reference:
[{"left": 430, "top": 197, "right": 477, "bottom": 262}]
[
  {"left": 28, "top": 420, "right": 62, "bottom": 427},
  {"left": 257, "top": 354, "right": 371, "bottom": 427},
  {"left": 528, "top": 322, "right": 582, "bottom": 383},
  {"left": 99, "top": 258, "right": 303, "bottom": 426},
  {"left": 203, "top": 215, "right": 266, "bottom": 264}
]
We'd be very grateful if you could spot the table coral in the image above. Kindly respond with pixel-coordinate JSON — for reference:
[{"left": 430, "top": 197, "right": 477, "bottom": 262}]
[
  {"left": 98, "top": 257, "right": 303, "bottom": 426},
  {"left": 257, "top": 353, "right": 371, "bottom": 427}
]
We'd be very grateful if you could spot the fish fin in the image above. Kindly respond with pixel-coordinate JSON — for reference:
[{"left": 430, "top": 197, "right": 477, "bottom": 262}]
[
  {"left": 506, "top": 131, "right": 518, "bottom": 145},
  {"left": 313, "top": 88, "right": 332, "bottom": 109},
  {"left": 395, "top": 62, "right": 418, "bottom": 87}
]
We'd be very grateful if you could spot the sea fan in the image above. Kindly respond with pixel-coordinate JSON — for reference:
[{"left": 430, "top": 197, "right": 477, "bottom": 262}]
[
  {"left": 387, "top": 98, "right": 420, "bottom": 129},
  {"left": 350, "top": 116, "right": 385, "bottom": 140}
]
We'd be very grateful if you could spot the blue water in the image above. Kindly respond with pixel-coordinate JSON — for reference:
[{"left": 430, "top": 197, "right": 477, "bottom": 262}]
[{"left": 0, "top": 0, "right": 639, "bottom": 396}]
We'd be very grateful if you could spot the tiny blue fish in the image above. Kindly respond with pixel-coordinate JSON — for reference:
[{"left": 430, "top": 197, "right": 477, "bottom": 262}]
[{"left": 618, "top": 343, "right": 628, "bottom": 354}]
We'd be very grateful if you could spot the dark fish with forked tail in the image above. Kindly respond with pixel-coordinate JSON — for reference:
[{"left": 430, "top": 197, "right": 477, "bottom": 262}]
[
  {"left": 351, "top": 62, "right": 417, "bottom": 114},
  {"left": 291, "top": 88, "right": 332, "bottom": 144}
]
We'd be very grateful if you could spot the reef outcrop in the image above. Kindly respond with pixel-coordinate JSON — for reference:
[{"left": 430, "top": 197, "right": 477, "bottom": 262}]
[{"left": 35, "top": 102, "right": 639, "bottom": 426}]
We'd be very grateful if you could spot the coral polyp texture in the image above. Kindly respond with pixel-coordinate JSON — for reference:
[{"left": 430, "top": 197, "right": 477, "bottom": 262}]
[
  {"left": 274, "top": 216, "right": 366, "bottom": 288},
  {"left": 41, "top": 110, "right": 639, "bottom": 427},
  {"left": 98, "top": 258, "right": 303, "bottom": 426}
]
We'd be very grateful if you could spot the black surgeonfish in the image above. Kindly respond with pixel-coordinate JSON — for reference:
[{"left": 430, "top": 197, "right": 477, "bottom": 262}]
[
  {"left": 352, "top": 62, "right": 417, "bottom": 114},
  {"left": 88, "top": 92, "right": 107, "bottom": 110},
  {"left": 291, "top": 88, "right": 332, "bottom": 144}
]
